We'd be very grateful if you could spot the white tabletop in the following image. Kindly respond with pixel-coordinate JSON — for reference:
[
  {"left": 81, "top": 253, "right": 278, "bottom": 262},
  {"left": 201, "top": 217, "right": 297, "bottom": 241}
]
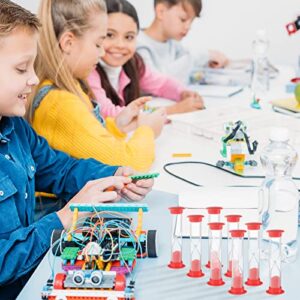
[
  {"left": 18, "top": 65, "right": 300, "bottom": 300},
  {"left": 18, "top": 190, "right": 300, "bottom": 300},
  {"left": 150, "top": 66, "right": 300, "bottom": 194}
]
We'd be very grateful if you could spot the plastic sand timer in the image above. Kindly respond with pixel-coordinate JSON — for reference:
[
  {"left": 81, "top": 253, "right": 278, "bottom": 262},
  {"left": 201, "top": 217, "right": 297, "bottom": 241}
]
[
  {"left": 206, "top": 207, "right": 223, "bottom": 268},
  {"left": 245, "top": 222, "right": 263, "bottom": 286},
  {"left": 224, "top": 215, "right": 242, "bottom": 277},
  {"left": 266, "top": 230, "right": 285, "bottom": 295},
  {"left": 187, "top": 215, "right": 204, "bottom": 278},
  {"left": 168, "top": 207, "right": 185, "bottom": 269},
  {"left": 207, "top": 222, "right": 225, "bottom": 286},
  {"left": 228, "top": 230, "right": 247, "bottom": 295}
]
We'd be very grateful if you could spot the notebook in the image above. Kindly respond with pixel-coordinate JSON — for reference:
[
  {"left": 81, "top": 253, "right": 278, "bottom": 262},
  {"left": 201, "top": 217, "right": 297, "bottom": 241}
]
[{"left": 272, "top": 97, "right": 300, "bottom": 118}]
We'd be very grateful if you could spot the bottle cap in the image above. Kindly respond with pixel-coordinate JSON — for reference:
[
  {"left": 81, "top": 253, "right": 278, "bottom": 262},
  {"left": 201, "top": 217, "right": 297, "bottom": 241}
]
[
  {"left": 245, "top": 222, "right": 262, "bottom": 230},
  {"left": 206, "top": 207, "right": 223, "bottom": 214},
  {"left": 267, "top": 229, "right": 284, "bottom": 238},
  {"left": 208, "top": 222, "right": 225, "bottom": 230},
  {"left": 269, "top": 127, "right": 289, "bottom": 142},
  {"left": 256, "top": 29, "right": 267, "bottom": 39},
  {"left": 230, "top": 229, "right": 246, "bottom": 238},
  {"left": 168, "top": 207, "right": 185, "bottom": 214},
  {"left": 188, "top": 215, "right": 204, "bottom": 223},
  {"left": 225, "top": 215, "right": 242, "bottom": 223}
]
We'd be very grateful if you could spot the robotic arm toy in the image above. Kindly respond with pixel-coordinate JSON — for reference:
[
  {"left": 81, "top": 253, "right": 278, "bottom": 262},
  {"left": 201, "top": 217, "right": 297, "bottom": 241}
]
[{"left": 217, "top": 121, "right": 258, "bottom": 174}]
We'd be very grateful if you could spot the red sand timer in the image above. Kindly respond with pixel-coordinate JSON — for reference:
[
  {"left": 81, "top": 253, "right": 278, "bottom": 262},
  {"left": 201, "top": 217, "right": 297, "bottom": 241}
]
[
  {"left": 266, "top": 229, "right": 285, "bottom": 295},
  {"left": 207, "top": 222, "right": 225, "bottom": 286},
  {"left": 168, "top": 207, "right": 185, "bottom": 269},
  {"left": 245, "top": 222, "right": 263, "bottom": 286},
  {"left": 187, "top": 215, "right": 204, "bottom": 278},
  {"left": 228, "top": 229, "right": 247, "bottom": 295},
  {"left": 224, "top": 215, "right": 242, "bottom": 277},
  {"left": 205, "top": 207, "right": 223, "bottom": 268}
]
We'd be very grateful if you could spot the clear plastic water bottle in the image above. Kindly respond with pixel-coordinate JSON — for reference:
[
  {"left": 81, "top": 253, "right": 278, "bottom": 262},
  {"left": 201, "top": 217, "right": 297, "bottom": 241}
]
[
  {"left": 251, "top": 29, "right": 270, "bottom": 99},
  {"left": 259, "top": 128, "right": 299, "bottom": 263}
]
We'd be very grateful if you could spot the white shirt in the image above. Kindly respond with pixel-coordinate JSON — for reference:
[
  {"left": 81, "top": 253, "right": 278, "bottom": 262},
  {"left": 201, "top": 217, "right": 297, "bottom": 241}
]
[
  {"left": 99, "top": 60, "right": 122, "bottom": 92},
  {"left": 137, "top": 30, "right": 208, "bottom": 84}
]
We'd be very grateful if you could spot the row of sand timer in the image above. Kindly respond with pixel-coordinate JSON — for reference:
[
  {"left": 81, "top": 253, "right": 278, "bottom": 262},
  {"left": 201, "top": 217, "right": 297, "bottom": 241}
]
[{"left": 168, "top": 206, "right": 285, "bottom": 295}]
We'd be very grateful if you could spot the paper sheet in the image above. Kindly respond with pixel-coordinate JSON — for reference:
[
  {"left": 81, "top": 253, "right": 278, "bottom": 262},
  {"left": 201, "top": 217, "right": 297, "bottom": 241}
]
[{"left": 188, "top": 84, "right": 243, "bottom": 98}]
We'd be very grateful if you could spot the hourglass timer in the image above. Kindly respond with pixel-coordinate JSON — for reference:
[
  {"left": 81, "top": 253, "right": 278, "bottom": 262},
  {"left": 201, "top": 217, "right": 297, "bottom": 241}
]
[
  {"left": 228, "top": 229, "right": 247, "bottom": 295},
  {"left": 207, "top": 222, "right": 225, "bottom": 286},
  {"left": 168, "top": 207, "right": 185, "bottom": 269},
  {"left": 205, "top": 207, "right": 223, "bottom": 268},
  {"left": 245, "top": 222, "right": 263, "bottom": 286},
  {"left": 187, "top": 215, "right": 204, "bottom": 278},
  {"left": 224, "top": 215, "right": 242, "bottom": 277},
  {"left": 266, "top": 229, "right": 285, "bottom": 295}
]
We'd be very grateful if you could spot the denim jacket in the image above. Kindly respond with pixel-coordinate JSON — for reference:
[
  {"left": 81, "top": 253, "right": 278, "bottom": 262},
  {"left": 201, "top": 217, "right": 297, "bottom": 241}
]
[{"left": 0, "top": 117, "right": 118, "bottom": 287}]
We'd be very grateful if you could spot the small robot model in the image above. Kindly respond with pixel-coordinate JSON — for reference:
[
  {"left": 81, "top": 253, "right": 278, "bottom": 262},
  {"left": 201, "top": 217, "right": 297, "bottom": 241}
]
[
  {"left": 217, "top": 121, "right": 258, "bottom": 174},
  {"left": 41, "top": 203, "right": 158, "bottom": 300}
]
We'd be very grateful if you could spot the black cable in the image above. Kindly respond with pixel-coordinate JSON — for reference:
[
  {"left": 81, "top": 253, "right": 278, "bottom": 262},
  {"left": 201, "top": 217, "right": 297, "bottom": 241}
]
[{"left": 163, "top": 161, "right": 300, "bottom": 188}]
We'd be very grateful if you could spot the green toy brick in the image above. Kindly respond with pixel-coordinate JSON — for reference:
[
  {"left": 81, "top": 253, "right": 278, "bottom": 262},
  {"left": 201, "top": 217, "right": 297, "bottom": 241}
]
[
  {"left": 129, "top": 172, "right": 160, "bottom": 180},
  {"left": 61, "top": 247, "right": 80, "bottom": 260},
  {"left": 120, "top": 247, "right": 137, "bottom": 260}
]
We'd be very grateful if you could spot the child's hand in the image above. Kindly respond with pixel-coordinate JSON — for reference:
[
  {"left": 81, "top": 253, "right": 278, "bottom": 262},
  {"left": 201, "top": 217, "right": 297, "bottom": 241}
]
[
  {"left": 115, "top": 96, "right": 152, "bottom": 133},
  {"left": 180, "top": 90, "right": 203, "bottom": 102},
  {"left": 115, "top": 167, "right": 154, "bottom": 201},
  {"left": 166, "top": 96, "right": 204, "bottom": 115},
  {"left": 122, "top": 179, "right": 154, "bottom": 201},
  {"left": 57, "top": 176, "right": 130, "bottom": 229},
  {"left": 208, "top": 50, "right": 229, "bottom": 68},
  {"left": 128, "top": 96, "right": 152, "bottom": 112},
  {"left": 137, "top": 108, "right": 166, "bottom": 138}
]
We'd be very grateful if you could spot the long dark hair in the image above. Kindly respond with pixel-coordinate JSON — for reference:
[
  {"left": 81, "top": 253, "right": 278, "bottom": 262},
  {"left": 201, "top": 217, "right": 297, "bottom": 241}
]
[{"left": 96, "top": 0, "right": 145, "bottom": 106}]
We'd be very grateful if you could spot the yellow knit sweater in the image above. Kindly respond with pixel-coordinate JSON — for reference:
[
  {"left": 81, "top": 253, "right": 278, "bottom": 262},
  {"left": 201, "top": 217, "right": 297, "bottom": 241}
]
[{"left": 31, "top": 80, "right": 155, "bottom": 172}]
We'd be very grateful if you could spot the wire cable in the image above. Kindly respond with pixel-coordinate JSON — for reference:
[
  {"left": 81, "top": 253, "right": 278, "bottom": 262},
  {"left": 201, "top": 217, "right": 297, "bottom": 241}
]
[{"left": 163, "top": 161, "right": 300, "bottom": 188}]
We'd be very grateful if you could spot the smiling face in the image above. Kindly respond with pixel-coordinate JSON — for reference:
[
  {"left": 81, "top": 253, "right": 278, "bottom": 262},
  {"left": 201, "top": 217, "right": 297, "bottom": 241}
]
[
  {"left": 101, "top": 12, "right": 138, "bottom": 68},
  {"left": 62, "top": 12, "right": 107, "bottom": 79},
  {"left": 160, "top": 2, "right": 196, "bottom": 40},
  {"left": 0, "top": 28, "right": 39, "bottom": 117}
]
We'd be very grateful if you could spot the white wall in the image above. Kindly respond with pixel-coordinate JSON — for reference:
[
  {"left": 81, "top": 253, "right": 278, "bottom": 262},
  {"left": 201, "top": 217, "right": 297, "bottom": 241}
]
[
  {"left": 15, "top": 0, "right": 300, "bottom": 67},
  {"left": 129, "top": 0, "right": 300, "bottom": 67},
  {"left": 15, "top": 0, "right": 40, "bottom": 13}
]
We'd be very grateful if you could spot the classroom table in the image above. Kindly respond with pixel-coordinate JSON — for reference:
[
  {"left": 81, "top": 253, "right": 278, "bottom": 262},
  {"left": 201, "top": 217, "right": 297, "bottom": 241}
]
[
  {"left": 150, "top": 66, "right": 300, "bottom": 194},
  {"left": 18, "top": 190, "right": 300, "bottom": 300},
  {"left": 18, "top": 66, "right": 300, "bottom": 299}
]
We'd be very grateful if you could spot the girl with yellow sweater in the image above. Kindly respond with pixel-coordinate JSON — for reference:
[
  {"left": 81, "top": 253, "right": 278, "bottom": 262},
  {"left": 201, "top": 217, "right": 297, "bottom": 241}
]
[{"left": 28, "top": 0, "right": 166, "bottom": 172}]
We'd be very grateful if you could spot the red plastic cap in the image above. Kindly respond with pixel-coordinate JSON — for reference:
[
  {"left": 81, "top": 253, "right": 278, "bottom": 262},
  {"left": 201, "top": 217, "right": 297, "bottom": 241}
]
[
  {"left": 168, "top": 206, "right": 185, "bottom": 214},
  {"left": 230, "top": 229, "right": 246, "bottom": 238},
  {"left": 287, "top": 22, "right": 297, "bottom": 35},
  {"left": 267, "top": 229, "right": 284, "bottom": 238},
  {"left": 206, "top": 206, "right": 223, "bottom": 214},
  {"left": 228, "top": 286, "right": 247, "bottom": 295},
  {"left": 291, "top": 77, "right": 300, "bottom": 83},
  {"left": 208, "top": 222, "right": 225, "bottom": 230},
  {"left": 245, "top": 222, "right": 262, "bottom": 230},
  {"left": 225, "top": 215, "right": 242, "bottom": 222},
  {"left": 188, "top": 215, "right": 204, "bottom": 222}
]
